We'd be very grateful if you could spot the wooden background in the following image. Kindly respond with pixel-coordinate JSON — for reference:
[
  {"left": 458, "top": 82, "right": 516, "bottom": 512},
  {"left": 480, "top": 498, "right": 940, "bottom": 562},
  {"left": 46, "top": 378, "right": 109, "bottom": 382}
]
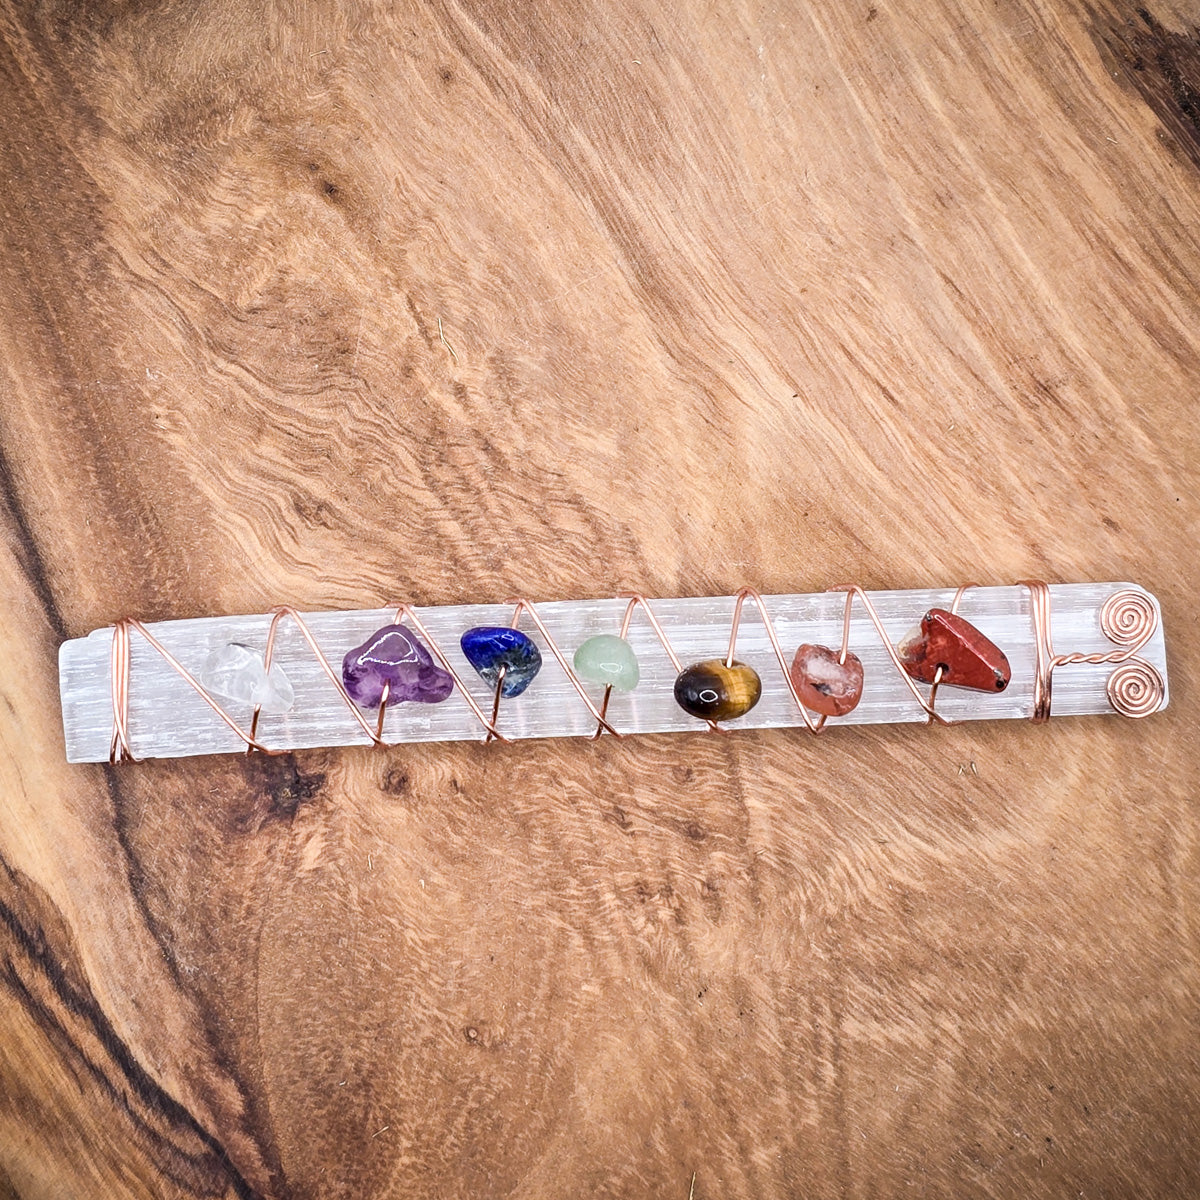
[{"left": 1, "top": 0, "right": 1198, "bottom": 1195}]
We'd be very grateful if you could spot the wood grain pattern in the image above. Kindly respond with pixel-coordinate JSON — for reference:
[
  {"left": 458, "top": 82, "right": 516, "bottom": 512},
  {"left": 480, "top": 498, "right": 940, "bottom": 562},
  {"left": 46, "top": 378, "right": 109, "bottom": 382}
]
[{"left": 1, "top": 0, "right": 1198, "bottom": 1195}]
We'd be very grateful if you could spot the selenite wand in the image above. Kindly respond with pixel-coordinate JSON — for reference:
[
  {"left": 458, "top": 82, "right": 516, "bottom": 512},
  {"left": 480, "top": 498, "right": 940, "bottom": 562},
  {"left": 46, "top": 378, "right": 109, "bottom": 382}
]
[{"left": 57, "top": 581, "right": 1168, "bottom": 764}]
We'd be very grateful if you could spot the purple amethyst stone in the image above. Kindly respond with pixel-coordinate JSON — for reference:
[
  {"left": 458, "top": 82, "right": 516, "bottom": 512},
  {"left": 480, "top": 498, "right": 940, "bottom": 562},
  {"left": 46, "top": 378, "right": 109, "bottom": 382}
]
[{"left": 342, "top": 624, "right": 454, "bottom": 709}]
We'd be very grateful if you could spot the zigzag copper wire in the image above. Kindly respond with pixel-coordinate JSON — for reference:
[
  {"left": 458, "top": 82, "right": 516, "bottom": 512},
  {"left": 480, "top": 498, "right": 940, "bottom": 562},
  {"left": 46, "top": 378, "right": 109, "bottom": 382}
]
[
  {"left": 108, "top": 617, "right": 272, "bottom": 763},
  {"left": 824, "top": 586, "right": 953, "bottom": 725},
  {"left": 111, "top": 583, "right": 1145, "bottom": 758},
  {"left": 495, "top": 598, "right": 622, "bottom": 743},
  {"left": 390, "top": 602, "right": 508, "bottom": 742},
  {"left": 721, "top": 583, "right": 976, "bottom": 732},
  {"left": 725, "top": 587, "right": 824, "bottom": 733},
  {"left": 250, "top": 604, "right": 508, "bottom": 748},
  {"left": 591, "top": 594, "right": 720, "bottom": 738},
  {"left": 251, "top": 606, "right": 382, "bottom": 749}
]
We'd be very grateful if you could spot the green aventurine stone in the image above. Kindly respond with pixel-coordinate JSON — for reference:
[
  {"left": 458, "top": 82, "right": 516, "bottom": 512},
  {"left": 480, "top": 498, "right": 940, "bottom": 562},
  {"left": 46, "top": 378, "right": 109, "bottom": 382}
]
[{"left": 573, "top": 634, "right": 640, "bottom": 692}]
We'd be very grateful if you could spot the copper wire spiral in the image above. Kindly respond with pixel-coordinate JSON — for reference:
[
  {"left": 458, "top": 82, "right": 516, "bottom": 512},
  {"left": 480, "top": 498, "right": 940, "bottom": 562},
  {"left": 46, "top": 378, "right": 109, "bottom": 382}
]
[
  {"left": 1019, "top": 583, "right": 1163, "bottom": 722},
  {"left": 1099, "top": 590, "right": 1158, "bottom": 648},
  {"left": 1105, "top": 661, "right": 1166, "bottom": 719},
  {"left": 106, "top": 583, "right": 1162, "bottom": 761}
]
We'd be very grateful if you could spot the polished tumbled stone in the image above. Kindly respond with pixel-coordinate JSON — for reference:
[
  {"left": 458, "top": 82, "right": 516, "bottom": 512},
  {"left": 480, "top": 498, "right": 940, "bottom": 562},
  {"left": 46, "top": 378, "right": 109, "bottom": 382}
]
[
  {"left": 200, "top": 643, "right": 295, "bottom": 714},
  {"left": 897, "top": 608, "right": 1011, "bottom": 692},
  {"left": 342, "top": 624, "right": 454, "bottom": 709},
  {"left": 573, "top": 634, "right": 639, "bottom": 692},
  {"left": 674, "top": 659, "right": 762, "bottom": 721},
  {"left": 460, "top": 626, "right": 543, "bottom": 698},
  {"left": 789, "top": 643, "right": 864, "bottom": 717}
]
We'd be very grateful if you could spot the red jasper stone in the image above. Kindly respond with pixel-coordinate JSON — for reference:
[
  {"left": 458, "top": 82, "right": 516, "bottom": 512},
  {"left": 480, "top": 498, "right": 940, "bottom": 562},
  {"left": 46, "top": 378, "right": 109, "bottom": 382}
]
[
  {"left": 790, "top": 644, "right": 864, "bottom": 716},
  {"left": 897, "top": 608, "right": 1011, "bottom": 692}
]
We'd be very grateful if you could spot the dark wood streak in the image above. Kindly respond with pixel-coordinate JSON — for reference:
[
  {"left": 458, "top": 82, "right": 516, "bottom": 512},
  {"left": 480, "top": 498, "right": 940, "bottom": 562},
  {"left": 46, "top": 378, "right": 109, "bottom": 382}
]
[
  {"left": 1091, "top": 4, "right": 1200, "bottom": 169},
  {"left": 103, "top": 761, "right": 293, "bottom": 1197},
  {"left": 0, "top": 1160, "right": 20, "bottom": 1200},
  {"left": 0, "top": 438, "right": 68, "bottom": 645},
  {"left": 0, "top": 857, "right": 253, "bottom": 1198}
]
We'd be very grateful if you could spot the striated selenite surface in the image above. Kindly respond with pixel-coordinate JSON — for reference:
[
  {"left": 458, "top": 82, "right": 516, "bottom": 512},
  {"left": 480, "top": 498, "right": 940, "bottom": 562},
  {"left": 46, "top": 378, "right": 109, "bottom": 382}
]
[{"left": 59, "top": 583, "right": 1168, "bottom": 762}]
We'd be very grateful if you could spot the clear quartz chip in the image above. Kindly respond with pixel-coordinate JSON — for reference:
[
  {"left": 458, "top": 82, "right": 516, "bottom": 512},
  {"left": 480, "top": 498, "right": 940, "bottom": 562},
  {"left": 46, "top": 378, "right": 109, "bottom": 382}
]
[{"left": 199, "top": 643, "right": 295, "bottom": 714}]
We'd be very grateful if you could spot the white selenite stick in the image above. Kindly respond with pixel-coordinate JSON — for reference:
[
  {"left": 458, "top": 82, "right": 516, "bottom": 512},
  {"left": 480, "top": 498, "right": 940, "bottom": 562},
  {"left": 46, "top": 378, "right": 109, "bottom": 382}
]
[{"left": 57, "top": 583, "right": 1168, "bottom": 763}]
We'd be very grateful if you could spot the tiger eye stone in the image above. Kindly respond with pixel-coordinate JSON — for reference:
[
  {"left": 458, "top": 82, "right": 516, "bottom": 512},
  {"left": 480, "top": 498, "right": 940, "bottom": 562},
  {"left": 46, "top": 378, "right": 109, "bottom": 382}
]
[
  {"left": 674, "top": 659, "right": 762, "bottom": 721},
  {"left": 897, "top": 608, "right": 1011, "bottom": 692},
  {"left": 789, "top": 643, "right": 864, "bottom": 716}
]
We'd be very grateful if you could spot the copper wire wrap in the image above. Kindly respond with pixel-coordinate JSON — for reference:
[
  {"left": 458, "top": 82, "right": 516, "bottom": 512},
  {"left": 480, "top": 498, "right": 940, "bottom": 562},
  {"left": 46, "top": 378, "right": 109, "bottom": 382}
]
[
  {"left": 105, "top": 583, "right": 1163, "bottom": 760},
  {"left": 109, "top": 617, "right": 273, "bottom": 763},
  {"left": 726, "top": 587, "right": 823, "bottom": 733},
  {"left": 1020, "top": 583, "right": 1163, "bottom": 721},
  {"left": 820, "top": 584, "right": 978, "bottom": 726},
  {"left": 1021, "top": 580, "right": 1056, "bottom": 723},
  {"left": 251, "top": 604, "right": 507, "bottom": 748},
  {"left": 592, "top": 595, "right": 719, "bottom": 737},
  {"left": 254, "top": 606, "right": 383, "bottom": 750},
  {"left": 385, "top": 603, "right": 507, "bottom": 743},
  {"left": 495, "top": 598, "right": 622, "bottom": 742},
  {"left": 109, "top": 604, "right": 507, "bottom": 762}
]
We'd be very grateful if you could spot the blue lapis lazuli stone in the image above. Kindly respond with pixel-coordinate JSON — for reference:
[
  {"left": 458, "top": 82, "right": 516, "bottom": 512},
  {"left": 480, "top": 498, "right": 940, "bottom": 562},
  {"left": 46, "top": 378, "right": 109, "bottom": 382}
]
[{"left": 460, "top": 626, "right": 543, "bottom": 697}]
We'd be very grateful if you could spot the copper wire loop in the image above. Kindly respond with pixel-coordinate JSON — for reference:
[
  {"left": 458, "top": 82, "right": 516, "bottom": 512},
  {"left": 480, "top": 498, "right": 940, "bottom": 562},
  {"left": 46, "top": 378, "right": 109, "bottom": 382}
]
[
  {"left": 108, "top": 617, "right": 273, "bottom": 763},
  {"left": 593, "top": 595, "right": 719, "bottom": 737},
  {"left": 106, "top": 584, "right": 1163, "bottom": 760},
  {"left": 1020, "top": 580, "right": 1056, "bottom": 723},
  {"left": 503, "top": 598, "right": 621, "bottom": 742},
  {"left": 1105, "top": 661, "right": 1166, "bottom": 718},
  {"left": 1019, "top": 583, "right": 1163, "bottom": 722}
]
